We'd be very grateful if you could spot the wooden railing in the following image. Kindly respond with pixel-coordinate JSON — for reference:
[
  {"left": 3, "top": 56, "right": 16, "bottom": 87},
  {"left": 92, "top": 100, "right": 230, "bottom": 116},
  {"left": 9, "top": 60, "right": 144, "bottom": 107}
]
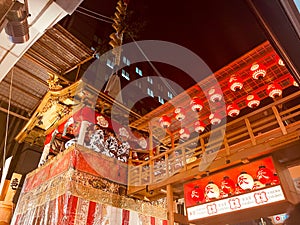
[{"left": 128, "top": 91, "right": 300, "bottom": 187}]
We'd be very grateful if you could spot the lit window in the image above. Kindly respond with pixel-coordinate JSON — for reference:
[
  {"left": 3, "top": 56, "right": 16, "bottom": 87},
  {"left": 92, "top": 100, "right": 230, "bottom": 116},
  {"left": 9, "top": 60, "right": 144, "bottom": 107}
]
[
  {"left": 106, "top": 59, "right": 114, "bottom": 69},
  {"left": 135, "top": 81, "right": 142, "bottom": 88},
  {"left": 168, "top": 91, "right": 173, "bottom": 99},
  {"left": 147, "top": 88, "right": 154, "bottom": 97},
  {"left": 147, "top": 76, "right": 153, "bottom": 84},
  {"left": 158, "top": 96, "right": 164, "bottom": 104},
  {"left": 122, "top": 69, "right": 130, "bottom": 80},
  {"left": 136, "top": 67, "right": 142, "bottom": 76},
  {"left": 123, "top": 56, "right": 130, "bottom": 66}
]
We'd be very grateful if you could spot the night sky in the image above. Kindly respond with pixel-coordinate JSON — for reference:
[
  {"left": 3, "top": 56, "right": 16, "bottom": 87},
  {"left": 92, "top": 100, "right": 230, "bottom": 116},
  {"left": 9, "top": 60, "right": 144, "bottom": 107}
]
[{"left": 78, "top": 0, "right": 267, "bottom": 88}]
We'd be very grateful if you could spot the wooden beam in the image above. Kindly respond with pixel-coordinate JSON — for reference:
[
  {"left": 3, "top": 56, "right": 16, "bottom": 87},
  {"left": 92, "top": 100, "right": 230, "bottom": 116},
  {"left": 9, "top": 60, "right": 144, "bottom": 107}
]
[{"left": 174, "top": 213, "right": 189, "bottom": 225}]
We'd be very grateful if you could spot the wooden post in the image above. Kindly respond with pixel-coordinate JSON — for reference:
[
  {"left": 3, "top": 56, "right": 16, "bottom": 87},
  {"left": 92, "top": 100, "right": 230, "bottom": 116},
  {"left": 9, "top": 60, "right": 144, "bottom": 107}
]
[
  {"left": 224, "top": 135, "right": 230, "bottom": 156},
  {"left": 148, "top": 122, "right": 154, "bottom": 184},
  {"left": 244, "top": 118, "right": 256, "bottom": 145},
  {"left": 272, "top": 105, "right": 287, "bottom": 135},
  {"left": 167, "top": 184, "right": 175, "bottom": 225}
]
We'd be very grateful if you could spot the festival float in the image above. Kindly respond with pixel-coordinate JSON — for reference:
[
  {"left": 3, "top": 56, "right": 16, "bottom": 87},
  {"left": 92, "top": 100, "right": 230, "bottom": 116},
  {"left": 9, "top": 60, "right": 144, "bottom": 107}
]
[{"left": 11, "top": 79, "right": 168, "bottom": 224}]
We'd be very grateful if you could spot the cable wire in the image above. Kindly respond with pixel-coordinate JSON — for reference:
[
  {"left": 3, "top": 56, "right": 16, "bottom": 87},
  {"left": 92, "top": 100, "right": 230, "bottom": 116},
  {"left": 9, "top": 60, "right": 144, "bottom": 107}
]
[
  {"left": 78, "top": 6, "right": 113, "bottom": 21},
  {"left": 129, "top": 35, "right": 178, "bottom": 97},
  {"left": 76, "top": 9, "right": 113, "bottom": 24},
  {"left": 2, "top": 68, "right": 14, "bottom": 171}
]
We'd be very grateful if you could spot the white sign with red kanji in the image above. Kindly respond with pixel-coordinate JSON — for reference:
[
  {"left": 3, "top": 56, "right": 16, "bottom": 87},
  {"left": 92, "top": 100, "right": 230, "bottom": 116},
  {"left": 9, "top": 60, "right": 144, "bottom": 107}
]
[{"left": 187, "top": 185, "right": 285, "bottom": 221}]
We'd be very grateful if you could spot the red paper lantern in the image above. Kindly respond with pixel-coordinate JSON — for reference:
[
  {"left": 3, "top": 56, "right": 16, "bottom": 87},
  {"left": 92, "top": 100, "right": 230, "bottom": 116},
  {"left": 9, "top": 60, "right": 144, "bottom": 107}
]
[
  {"left": 179, "top": 127, "right": 190, "bottom": 140},
  {"left": 252, "top": 179, "right": 265, "bottom": 190},
  {"left": 190, "top": 97, "right": 204, "bottom": 112},
  {"left": 174, "top": 107, "right": 186, "bottom": 121},
  {"left": 256, "top": 165, "right": 274, "bottom": 185},
  {"left": 229, "top": 74, "right": 243, "bottom": 92},
  {"left": 208, "top": 87, "right": 223, "bottom": 102},
  {"left": 235, "top": 184, "right": 245, "bottom": 195},
  {"left": 227, "top": 103, "right": 240, "bottom": 117},
  {"left": 289, "top": 75, "right": 299, "bottom": 87},
  {"left": 275, "top": 55, "right": 285, "bottom": 66},
  {"left": 246, "top": 94, "right": 260, "bottom": 108},
  {"left": 271, "top": 173, "right": 280, "bottom": 185},
  {"left": 267, "top": 82, "right": 282, "bottom": 98},
  {"left": 194, "top": 120, "right": 206, "bottom": 133},
  {"left": 159, "top": 115, "right": 171, "bottom": 128},
  {"left": 205, "top": 181, "right": 220, "bottom": 199},
  {"left": 221, "top": 176, "right": 236, "bottom": 195},
  {"left": 209, "top": 112, "right": 222, "bottom": 125},
  {"left": 250, "top": 62, "right": 267, "bottom": 80},
  {"left": 190, "top": 185, "right": 204, "bottom": 203},
  {"left": 238, "top": 171, "right": 254, "bottom": 190}
]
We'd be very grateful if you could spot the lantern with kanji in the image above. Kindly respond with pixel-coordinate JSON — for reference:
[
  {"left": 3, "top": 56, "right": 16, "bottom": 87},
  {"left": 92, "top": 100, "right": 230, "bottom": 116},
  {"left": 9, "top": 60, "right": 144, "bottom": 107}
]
[
  {"left": 256, "top": 165, "right": 274, "bottom": 185},
  {"left": 229, "top": 74, "right": 243, "bottom": 92},
  {"left": 190, "top": 97, "right": 204, "bottom": 112},
  {"left": 190, "top": 185, "right": 204, "bottom": 203},
  {"left": 227, "top": 103, "right": 240, "bottom": 117},
  {"left": 179, "top": 127, "right": 190, "bottom": 140},
  {"left": 221, "top": 176, "right": 236, "bottom": 195},
  {"left": 271, "top": 173, "right": 280, "bottom": 185},
  {"left": 159, "top": 115, "right": 171, "bottom": 129},
  {"left": 209, "top": 112, "right": 222, "bottom": 125},
  {"left": 250, "top": 62, "right": 267, "bottom": 80},
  {"left": 205, "top": 181, "right": 220, "bottom": 199},
  {"left": 194, "top": 120, "right": 206, "bottom": 133},
  {"left": 174, "top": 107, "right": 186, "bottom": 121},
  {"left": 246, "top": 93, "right": 260, "bottom": 108},
  {"left": 235, "top": 184, "right": 245, "bottom": 195},
  {"left": 237, "top": 171, "right": 254, "bottom": 191},
  {"left": 267, "top": 82, "right": 282, "bottom": 98},
  {"left": 208, "top": 87, "right": 223, "bottom": 102},
  {"left": 252, "top": 179, "right": 265, "bottom": 190}
]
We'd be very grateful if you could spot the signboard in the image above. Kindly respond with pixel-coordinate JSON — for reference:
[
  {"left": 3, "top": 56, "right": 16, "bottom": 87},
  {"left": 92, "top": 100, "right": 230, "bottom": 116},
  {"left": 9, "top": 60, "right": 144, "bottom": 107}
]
[
  {"left": 187, "top": 185, "right": 285, "bottom": 221},
  {"left": 271, "top": 213, "right": 288, "bottom": 224},
  {"left": 184, "top": 156, "right": 285, "bottom": 221}
]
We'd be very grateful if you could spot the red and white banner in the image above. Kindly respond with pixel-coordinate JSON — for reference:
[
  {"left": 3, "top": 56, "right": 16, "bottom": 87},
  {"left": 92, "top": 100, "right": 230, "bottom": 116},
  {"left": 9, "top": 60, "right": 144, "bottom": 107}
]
[{"left": 187, "top": 185, "right": 285, "bottom": 221}]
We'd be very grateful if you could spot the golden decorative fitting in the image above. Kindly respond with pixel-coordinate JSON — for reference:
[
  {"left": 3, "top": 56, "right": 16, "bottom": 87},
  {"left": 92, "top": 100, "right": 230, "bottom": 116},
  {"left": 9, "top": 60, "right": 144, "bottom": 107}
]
[{"left": 47, "top": 72, "right": 63, "bottom": 91}]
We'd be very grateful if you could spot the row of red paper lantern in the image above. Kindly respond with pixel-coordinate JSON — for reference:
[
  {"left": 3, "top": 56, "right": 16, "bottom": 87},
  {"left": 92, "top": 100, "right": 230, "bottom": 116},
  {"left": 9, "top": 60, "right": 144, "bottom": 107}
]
[
  {"left": 159, "top": 62, "right": 298, "bottom": 136},
  {"left": 189, "top": 165, "right": 280, "bottom": 204}
]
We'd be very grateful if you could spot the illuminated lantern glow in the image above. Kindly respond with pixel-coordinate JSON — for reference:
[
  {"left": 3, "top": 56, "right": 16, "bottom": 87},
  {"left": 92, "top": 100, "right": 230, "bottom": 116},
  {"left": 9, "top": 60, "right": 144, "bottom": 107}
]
[
  {"left": 267, "top": 82, "right": 282, "bottom": 98},
  {"left": 209, "top": 112, "right": 222, "bottom": 125},
  {"left": 208, "top": 87, "right": 223, "bottom": 102},
  {"left": 256, "top": 165, "right": 274, "bottom": 185},
  {"left": 159, "top": 115, "right": 171, "bottom": 129},
  {"left": 289, "top": 75, "right": 299, "bottom": 87},
  {"left": 205, "top": 181, "right": 220, "bottom": 199},
  {"left": 252, "top": 179, "right": 265, "bottom": 190},
  {"left": 271, "top": 173, "right": 280, "bottom": 185},
  {"left": 194, "top": 120, "right": 206, "bottom": 133},
  {"left": 250, "top": 62, "right": 267, "bottom": 80},
  {"left": 227, "top": 103, "right": 240, "bottom": 117},
  {"left": 190, "top": 97, "right": 204, "bottom": 112},
  {"left": 275, "top": 55, "right": 285, "bottom": 66},
  {"left": 221, "top": 176, "right": 236, "bottom": 195},
  {"left": 237, "top": 171, "right": 254, "bottom": 190},
  {"left": 219, "top": 190, "right": 228, "bottom": 199},
  {"left": 179, "top": 127, "right": 190, "bottom": 140},
  {"left": 246, "top": 94, "right": 260, "bottom": 108},
  {"left": 229, "top": 74, "right": 243, "bottom": 91},
  {"left": 174, "top": 107, "right": 186, "bottom": 121},
  {"left": 235, "top": 184, "right": 245, "bottom": 195},
  {"left": 190, "top": 185, "right": 204, "bottom": 203}
]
